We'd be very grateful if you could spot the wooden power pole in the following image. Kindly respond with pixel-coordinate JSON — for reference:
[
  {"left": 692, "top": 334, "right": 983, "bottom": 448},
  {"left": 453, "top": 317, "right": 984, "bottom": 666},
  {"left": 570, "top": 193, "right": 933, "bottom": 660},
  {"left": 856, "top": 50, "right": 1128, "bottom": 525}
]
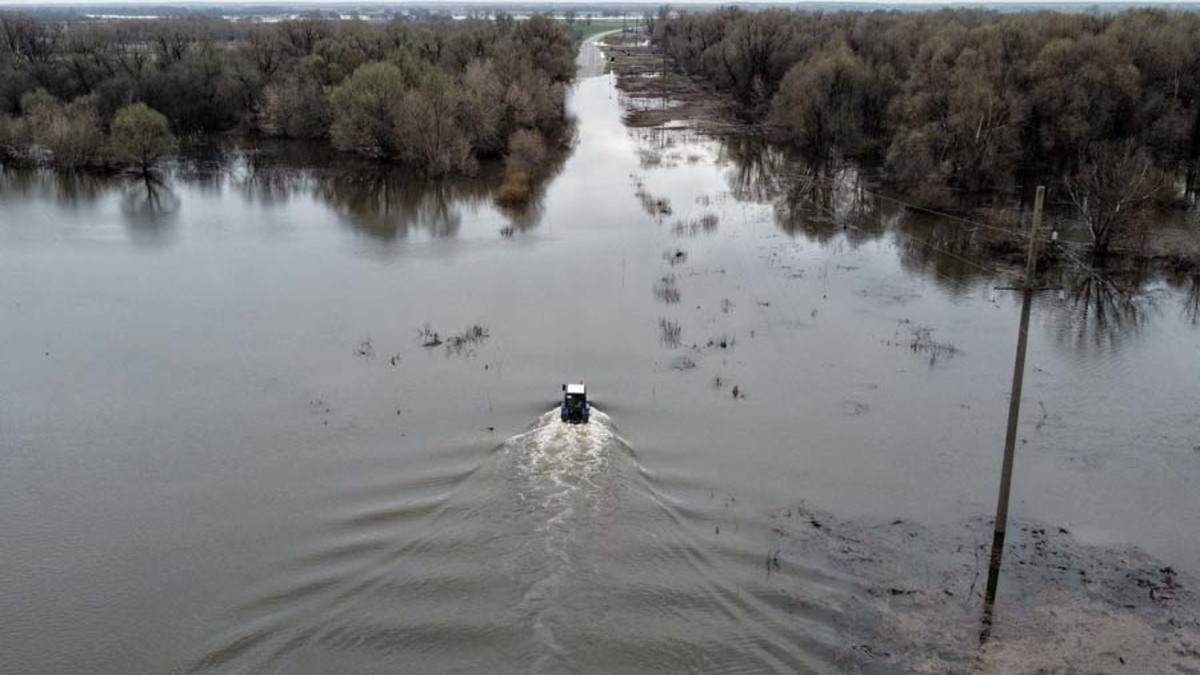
[{"left": 983, "top": 185, "right": 1045, "bottom": 626}]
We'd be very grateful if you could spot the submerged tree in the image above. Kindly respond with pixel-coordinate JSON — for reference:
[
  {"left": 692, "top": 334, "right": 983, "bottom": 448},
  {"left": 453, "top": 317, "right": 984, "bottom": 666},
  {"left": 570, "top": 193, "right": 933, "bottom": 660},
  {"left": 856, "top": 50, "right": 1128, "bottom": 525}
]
[
  {"left": 1065, "top": 141, "right": 1168, "bottom": 256},
  {"left": 258, "top": 66, "right": 330, "bottom": 139},
  {"left": 662, "top": 8, "right": 1200, "bottom": 213},
  {"left": 768, "top": 43, "right": 869, "bottom": 159},
  {"left": 395, "top": 68, "right": 473, "bottom": 176},
  {"left": 458, "top": 59, "right": 507, "bottom": 155},
  {"left": 18, "top": 90, "right": 106, "bottom": 169},
  {"left": 0, "top": 13, "right": 575, "bottom": 178},
  {"left": 329, "top": 61, "right": 407, "bottom": 159},
  {"left": 109, "top": 103, "right": 176, "bottom": 175},
  {"left": 496, "top": 128, "right": 547, "bottom": 206}
]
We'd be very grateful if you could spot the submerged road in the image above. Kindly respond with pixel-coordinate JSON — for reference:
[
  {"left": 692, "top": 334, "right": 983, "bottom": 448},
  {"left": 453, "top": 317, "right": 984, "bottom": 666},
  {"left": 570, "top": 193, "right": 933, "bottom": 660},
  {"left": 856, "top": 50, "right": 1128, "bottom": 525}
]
[{"left": 576, "top": 30, "right": 618, "bottom": 79}]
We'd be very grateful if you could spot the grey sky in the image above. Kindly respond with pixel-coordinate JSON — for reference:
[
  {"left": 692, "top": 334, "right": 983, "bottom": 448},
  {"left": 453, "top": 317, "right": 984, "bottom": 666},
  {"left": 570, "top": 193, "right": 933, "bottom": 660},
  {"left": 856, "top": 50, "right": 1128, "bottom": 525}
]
[{"left": 0, "top": 0, "right": 1188, "bottom": 4}]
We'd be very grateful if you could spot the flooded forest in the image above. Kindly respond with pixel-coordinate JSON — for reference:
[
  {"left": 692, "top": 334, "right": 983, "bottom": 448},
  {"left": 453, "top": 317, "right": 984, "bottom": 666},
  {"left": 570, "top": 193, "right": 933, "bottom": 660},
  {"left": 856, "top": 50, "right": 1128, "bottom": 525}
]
[{"left": 1, "top": 6, "right": 1200, "bottom": 675}]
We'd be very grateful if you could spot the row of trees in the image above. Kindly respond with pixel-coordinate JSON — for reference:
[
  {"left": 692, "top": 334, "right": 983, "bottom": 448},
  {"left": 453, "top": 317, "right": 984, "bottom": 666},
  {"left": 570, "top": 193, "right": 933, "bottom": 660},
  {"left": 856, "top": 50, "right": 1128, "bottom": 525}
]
[
  {"left": 0, "top": 97, "right": 174, "bottom": 173},
  {"left": 0, "top": 13, "right": 576, "bottom": 176},
  {"left": 654, "top": 8, "right": 1200, "bottom": 252}
]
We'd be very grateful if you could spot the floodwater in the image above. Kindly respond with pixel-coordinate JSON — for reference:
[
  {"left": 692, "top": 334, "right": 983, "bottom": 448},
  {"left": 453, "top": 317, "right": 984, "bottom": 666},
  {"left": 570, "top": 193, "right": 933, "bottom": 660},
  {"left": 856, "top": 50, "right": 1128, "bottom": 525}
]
[{"left": 2, "top": 36, "right": 1199, "bottom": 674}]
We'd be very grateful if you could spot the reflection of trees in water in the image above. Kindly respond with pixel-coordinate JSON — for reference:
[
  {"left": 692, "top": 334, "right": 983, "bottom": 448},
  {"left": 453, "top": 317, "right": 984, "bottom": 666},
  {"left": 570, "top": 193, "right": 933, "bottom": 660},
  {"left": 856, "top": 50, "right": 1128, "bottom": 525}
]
[
  {"left": 715, "top": 133, "right": 1195, "bottom": 348},
  {"left": 891, "top": 214, "right": 1009, "bottom": 293},
  {"left": 893, "top": 232, "right": 991, "bottom": 294},
  {"left": 774, "top": 164, "right": 880, "bottom": 244},
  {"left": 222, "top": 140, "right": 339, "bottom": 207},
  {"left": 5, "top": 136, "right": 576, "bottom": 244},
  {"left": 496, "top": 197, "right": 544, "bottom": 235},
  {"left": 1055, "top": 264, "right": 1153, "bottom": 352},
  {"left": 2, "top": 168, "right": 180, "bottom": 245},
  {"left": 217, "top": 134, "right": 574, "bottom": 238},
  {"left": 0, "top": 166, "right": 37, "bottom": 199},
  {"left": 236, "top": 165, "right": 307, "bottom": 207},
  {"left": 720, "top": 137, "right": 885, "bottom": 244},
  {"left": 721, "top": 135, "right": 786, "bottom": 203},
  {"left": 0, "top": 168, "right": 107, "bottom": 208},
  {"left": 52, "top": 171, "right": 108, "bottom": 207},
  {"left": 120, "top": 176, "right": 180, "bottom": 244},
  {"left": 494, "top": 125, "right": 574, "bottom": 235},
  {"left": 318, "top": 169, "right": 488, "bottom": 240},
  {"left": 1182, "top": 275, "right": 1200, "bottom": 326},
  {"left": 232, "top": 153, "right": 311, "bottom": 208},
  {"left": 172, "top": 142, "right": 231, "bottom": 197},
  {"left": 1167, "top": 267, "right": 1200, "bottom": 326}
]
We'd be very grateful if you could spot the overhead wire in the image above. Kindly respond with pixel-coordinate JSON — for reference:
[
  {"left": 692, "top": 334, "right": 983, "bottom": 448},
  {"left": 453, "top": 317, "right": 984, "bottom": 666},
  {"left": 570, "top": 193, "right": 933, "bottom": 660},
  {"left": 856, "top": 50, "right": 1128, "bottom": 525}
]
[
  {"left": 859, "top": 186, "right": 1033, "bottom": 241},
  {"left": 778, "top": 167, "right": 1034, "bottom": 241},
  {"left": 775, "top": 168, "right": 1141, "bottom": 298},
  {"left": 778, "top": 171, "right": 1007, "bottom": 282},
  {"left": 845, "top": 221, "right": 1005, "bottom": 293}
]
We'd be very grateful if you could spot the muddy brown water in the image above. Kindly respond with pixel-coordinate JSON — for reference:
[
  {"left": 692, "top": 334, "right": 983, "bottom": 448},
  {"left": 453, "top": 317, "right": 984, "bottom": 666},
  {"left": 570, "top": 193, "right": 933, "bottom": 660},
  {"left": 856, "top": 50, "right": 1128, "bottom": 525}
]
[{"left": 2, "top": 36, "right": 1199, "bottom": 674}]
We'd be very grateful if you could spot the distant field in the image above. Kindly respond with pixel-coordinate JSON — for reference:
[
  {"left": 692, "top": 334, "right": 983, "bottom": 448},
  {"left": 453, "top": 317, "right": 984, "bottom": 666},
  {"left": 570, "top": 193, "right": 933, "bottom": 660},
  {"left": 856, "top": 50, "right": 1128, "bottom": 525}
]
[{"left": 572, "top": 20, "right": 623, "bottom": 41}]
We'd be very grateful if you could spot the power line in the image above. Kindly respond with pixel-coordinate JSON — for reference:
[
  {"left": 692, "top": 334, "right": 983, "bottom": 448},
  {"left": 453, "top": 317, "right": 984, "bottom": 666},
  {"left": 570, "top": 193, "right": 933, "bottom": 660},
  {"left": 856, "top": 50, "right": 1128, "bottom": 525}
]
[
  {"left": 778, "top": 168, "right": 1033, "bottom": 241},
  {"left": 861, "top": 186, "right": 1032, "bottom": 241},
  {"left": 776, "top": 169, "right": 1143, "bottom": 297},
  {"left": 782, "top": 176, "right": 1005, "bottom": 279},
  {"left": 845, "top": 221, "right": 1005, "bottom": 291}
]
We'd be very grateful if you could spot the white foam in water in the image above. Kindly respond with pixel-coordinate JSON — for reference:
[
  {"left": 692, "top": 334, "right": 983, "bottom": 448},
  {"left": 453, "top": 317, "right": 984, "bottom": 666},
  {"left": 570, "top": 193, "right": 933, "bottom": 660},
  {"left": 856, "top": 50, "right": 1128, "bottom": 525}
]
[
  {"left": 507, "top": 408, "right": 616, "bottom": 518},
  {"left": 504, "top": 409, "right": 619, "bottom": 671}
]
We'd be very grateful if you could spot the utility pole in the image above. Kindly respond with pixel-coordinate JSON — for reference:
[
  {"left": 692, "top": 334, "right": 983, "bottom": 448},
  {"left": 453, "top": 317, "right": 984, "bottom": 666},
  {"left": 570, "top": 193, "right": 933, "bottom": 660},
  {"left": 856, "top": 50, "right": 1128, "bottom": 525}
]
[{"left": 982, "top": 185, "right": 1045, "bottom": 631}]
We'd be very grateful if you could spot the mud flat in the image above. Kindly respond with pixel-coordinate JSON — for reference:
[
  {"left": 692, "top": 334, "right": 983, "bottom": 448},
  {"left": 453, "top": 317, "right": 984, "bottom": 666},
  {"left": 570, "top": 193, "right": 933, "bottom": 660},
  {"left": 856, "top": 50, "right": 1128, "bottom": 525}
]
[
  {"left": 602, "top": 31, "right": 738, "bottom": 132},
  {"left": 767, "top": 503, "right": 1200, "bottom": 673}
]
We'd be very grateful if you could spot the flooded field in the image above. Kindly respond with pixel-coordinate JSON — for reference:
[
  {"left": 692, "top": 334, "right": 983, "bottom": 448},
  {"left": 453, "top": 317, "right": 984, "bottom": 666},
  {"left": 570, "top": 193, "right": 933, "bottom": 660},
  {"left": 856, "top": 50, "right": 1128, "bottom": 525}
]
[{"left": 2, "top": 35, "right": 1199, "bottom": 674}]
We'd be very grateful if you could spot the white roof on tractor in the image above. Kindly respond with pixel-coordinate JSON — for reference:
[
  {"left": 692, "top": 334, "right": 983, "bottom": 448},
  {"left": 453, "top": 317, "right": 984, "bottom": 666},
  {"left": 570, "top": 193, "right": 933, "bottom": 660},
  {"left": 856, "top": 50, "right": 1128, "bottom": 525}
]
[{"left": 566, "top": 384, "right": 586, "bottom": 395}]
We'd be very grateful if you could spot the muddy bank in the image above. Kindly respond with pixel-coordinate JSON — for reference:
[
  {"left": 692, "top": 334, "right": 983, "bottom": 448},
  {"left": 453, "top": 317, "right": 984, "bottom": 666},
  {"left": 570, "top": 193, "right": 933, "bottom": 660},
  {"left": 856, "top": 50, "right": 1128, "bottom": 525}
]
[
  {"left": 601, "top": 31, "right": 738, "bottom": 132},
  {"left": 765, "top": 503, "right": 1200, "bottom": 673}
]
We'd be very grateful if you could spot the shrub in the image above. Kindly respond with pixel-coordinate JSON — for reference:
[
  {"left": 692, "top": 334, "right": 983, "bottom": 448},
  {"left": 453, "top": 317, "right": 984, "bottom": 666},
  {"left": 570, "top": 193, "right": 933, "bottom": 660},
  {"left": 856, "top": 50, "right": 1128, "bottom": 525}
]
[
  {"left": 495, "top": 168, "right": 532, "bottom": 205},
  {"left": 108, "top": 103, "right": 176, "bottom": 174}
]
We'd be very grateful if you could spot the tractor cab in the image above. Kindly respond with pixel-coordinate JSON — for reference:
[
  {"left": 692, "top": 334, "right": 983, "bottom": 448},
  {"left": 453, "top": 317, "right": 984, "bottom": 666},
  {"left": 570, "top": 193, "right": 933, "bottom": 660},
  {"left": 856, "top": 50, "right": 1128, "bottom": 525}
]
[{"left": 561, "top": 383, "right": 590, "bottom": 424}]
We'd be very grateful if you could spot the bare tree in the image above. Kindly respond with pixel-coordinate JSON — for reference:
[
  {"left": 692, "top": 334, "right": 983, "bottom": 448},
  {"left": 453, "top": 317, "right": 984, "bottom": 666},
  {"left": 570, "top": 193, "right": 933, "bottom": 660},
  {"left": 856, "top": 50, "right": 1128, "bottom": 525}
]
[
  {"left": 259, "top": 66, "right": 329, "bottom": 138},
  {"left": 0, "top": 13, "right": 58, "bottom": 66},
  {"left": 1066, "top": 141, "right": 1168, "bottom": 256},
  {"left": 63, "top": 27, "right": 118, "bottom": 94},
  {"left": 277, "top": 19, "right": 327, "bottom": 57},
  {"left": 151, "top": 22, "right": 192, "bottom": 66},
  {"left": 244, "top": 27, "right": 283, "bottom": 79}
]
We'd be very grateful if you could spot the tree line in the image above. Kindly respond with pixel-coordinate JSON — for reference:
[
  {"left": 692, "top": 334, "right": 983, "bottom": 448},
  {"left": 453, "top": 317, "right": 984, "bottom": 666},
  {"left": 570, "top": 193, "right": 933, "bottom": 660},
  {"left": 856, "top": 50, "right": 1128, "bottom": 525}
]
[
  {"left": 0, "top": 13, "right": 576, "bottom": 179},
  {"left": 655, "top": 7, "right": 1200, "bottom": 254}
]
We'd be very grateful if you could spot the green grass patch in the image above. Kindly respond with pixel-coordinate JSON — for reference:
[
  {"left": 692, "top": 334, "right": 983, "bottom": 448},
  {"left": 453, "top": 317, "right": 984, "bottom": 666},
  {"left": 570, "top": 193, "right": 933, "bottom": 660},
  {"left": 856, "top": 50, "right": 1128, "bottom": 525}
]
[{"left": 572, "top": 21, "right": 623, "bottom": 42}]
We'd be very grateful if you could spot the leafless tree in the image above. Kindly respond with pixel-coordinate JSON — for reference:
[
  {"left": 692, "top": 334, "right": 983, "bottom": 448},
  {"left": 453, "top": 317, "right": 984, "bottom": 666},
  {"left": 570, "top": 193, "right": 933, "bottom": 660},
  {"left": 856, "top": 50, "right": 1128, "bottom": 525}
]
[{"left": 1066, "top": 141, "right": 1169, "bottom": 256}]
